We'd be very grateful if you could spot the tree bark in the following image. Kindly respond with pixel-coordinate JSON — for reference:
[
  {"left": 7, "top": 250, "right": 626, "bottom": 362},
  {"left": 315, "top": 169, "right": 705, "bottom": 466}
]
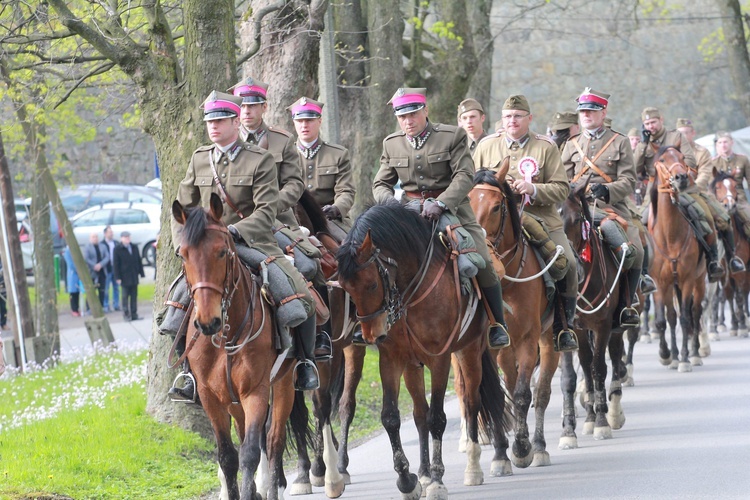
[
  {"left": 465, "top": 0, "right": 494, "bottom": 126},
  {"left": 717, "top": 0, "right": 750, "bottom": 121}
]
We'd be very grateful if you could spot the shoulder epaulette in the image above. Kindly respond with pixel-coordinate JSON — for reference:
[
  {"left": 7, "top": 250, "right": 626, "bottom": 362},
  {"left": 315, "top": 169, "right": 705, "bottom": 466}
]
[
  {"left": 323, "top": 141, "right": 347, "bottom": 152},
  {"left": 268, "top": 126, "right": 292, "bottom": 138},
  {"left": 385, "top": 130, "right": 405, "bottom": 141},
  {"left": 534, "top": 133, "right": 555, "bottom": 145},
  {"left": 195, "top": 144, "right": 213, "bottom": 153},
  {"left": 478, "top": 132, "right": 501, "bottom": 144}
]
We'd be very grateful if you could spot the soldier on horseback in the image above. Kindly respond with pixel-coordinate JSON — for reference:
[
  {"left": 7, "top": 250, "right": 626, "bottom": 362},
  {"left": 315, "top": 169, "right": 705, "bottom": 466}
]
[
  {"left": 473, "top": 94, "right": 579, "bottom": 352},
  {"left": 373, "top": 87, "right": 510, "bottom": 349},
  {"left": 561, "top": 88, "right": 656, "bottom": 330},
  {"left": 712, "top": 131, "right": 750, "bottom": 248}
]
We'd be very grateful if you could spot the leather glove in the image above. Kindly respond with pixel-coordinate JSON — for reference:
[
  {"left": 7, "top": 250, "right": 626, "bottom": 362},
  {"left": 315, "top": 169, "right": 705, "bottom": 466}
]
[
  {"left": 421, "top": 199, "right": 445, "bottom": 222},
  {"left": 589, "top": 183, "right": 610, "bottom": 203},
  {"left": 227, "top": 224, "right": 244, "bottom": 243},
  {"left": 641, "top": 127, "right": 651, "bottom": 144},
  {"left": 322, "top": 204, "right": 342, "bottom": 220}
]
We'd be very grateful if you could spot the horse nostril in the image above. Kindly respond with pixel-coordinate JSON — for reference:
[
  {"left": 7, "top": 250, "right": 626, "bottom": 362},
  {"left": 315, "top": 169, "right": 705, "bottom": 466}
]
[
  {"left": 210, "top": 317, "right": 222, "bottom": 334},
  {"left": 375, "top": 334, "right": 387, "bottom": 345}
]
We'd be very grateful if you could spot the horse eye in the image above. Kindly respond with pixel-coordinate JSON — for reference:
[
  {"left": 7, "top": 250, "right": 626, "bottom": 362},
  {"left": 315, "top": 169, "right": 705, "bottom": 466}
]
[
  {"left": 367, "top": 281, "right": 378, "bottom": 291},
  {"left": 219, "top": 248, "right": 227, "bottom": 258},
  {"left": 491, "top": 204, "right": 501, "bottom": 214}
]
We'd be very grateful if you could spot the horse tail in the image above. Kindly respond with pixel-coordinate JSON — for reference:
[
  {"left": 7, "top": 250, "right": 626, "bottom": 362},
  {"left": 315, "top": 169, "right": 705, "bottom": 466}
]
[
  {"left": 478, "top": 348, "right": 515, "bottom": 437},
  {"left": 329, "top": 357, "right": 347, "bottom": 417},
  {"left": 286, "top": 390, "right": 314, "bottom": 455}
]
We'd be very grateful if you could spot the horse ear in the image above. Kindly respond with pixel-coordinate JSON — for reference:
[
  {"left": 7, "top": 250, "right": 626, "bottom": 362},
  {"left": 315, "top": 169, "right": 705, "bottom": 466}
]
[
  {"left": 712, "top": 166, "right": 719, "bottom": 179},
  {"left": 172, "top": 200, "right": 187, "bottom": 225},
  {"left": 496, "top": 156, "right": 510, "bottom": 183},
  {"left": 358, "top": 230, "right": 375, "bottom": 259},
  {"left": 209, "top": 193, "right": 224, "bottom": 220}
]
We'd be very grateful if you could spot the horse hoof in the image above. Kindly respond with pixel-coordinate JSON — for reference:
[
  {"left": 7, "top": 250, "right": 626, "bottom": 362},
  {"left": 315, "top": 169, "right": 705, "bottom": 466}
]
[
  {"left": 740, "top": 329, "right": 749, "bottom": 338},
  {"left": 582, "top": 421, "right": 594, "bottom": 435},
  {"left": 531, "top": 451, "right": 551, "bottom": 467},
  {"left": 426, "top": 481, "right": 449, "bottom": 499},
  {"left": 717, "top": 324, "right": 726, "bottom": 332},
  {"left": 678, "top": 361, "right": 693, "bottom": 373},
  {"left": 464, "top": 469, "right": 484, "bottom": 486},
  {"left": 558, "top": 436, "right": 578, "bottom": 450},
  {"left": 623, "top": 377, "right": 634, "bottom": 387},
  {"left": 669, "top": 359, "right": 679, "bottom": 370},
  {"left": 659, "top": 356, "right": 671, "bottom": 366},
  {"left": 289, "top": 482, "right": 313, "bottom": 495},
  {"left": 340, "top": 472, "right": 351, "bottom": 485},
  {"left": 699, "top": 345, "right": 711, "bottom": 358},
  {"left": 310, "top": 473, "right": 325, "bottom": 487},
  {"left": 709, "top": 333, "right": 720, "bottom": 341},
  {"left": 510, "top": 448, "right": 533, "bottom": 469},
  {"left": 490, "top": 459, "right": 513, "bottom": 476},
  {"left": 325, "top": 479, "right": 345, "bottom": 498},
  {"left": 593, "top": 425, "right": 613, "bottom": 440},
  {"left": 419, "top": 475, "right": 431, "bottom": 495},
  {"left": 607, "top": 411, "right": 626, "bottom": 430},
  {"left": 401, "top": 479, "right": 422, "bottom": 500},
  {"left": 690, "top": 356, "right": 703, "bottom": 367},
  {"left": 650, "top": 331, "right": 661, "bottom": 341},
  {"left": 639, "top": 334, "right": 652, "bottom": 344},
  {"left": 730, "top": 329, "right": 738, "bottom": 337}
]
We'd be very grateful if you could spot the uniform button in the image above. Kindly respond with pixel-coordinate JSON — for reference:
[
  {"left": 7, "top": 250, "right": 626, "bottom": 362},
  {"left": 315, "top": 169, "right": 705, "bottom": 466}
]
[
  {"left": 417, "top": 166, "right": 422, "bottom": 170},
  {"left": 308, "top": 165, "right": 313, "bottom": 170},
  {"left": 308, "top": 184, "right": 313, "bottom": 188},
  {"left": 325, "top": 169, "right": 330, "bottom": 173},
  {"left": 397, "top": 162, "right": 401, "bottom": 166},
  {"left": 419, "top": 175, "right": 424, "bottom": 180},
  {"left": 201, "top": 180, "right": 205, "bottom": 184},
  {"left": 308, "top": 174, "right": 312, "bottom": 179},
  {"left": 437, "top": 156, "right": 441, "bottom": 160},
  {"left": 223, "top": 160, "right": 228, "bottom": 165},
  {"left": 512, "top": 157, "right": 516, "bottom": 160},
  {"left": 221, "top": 173, "right": 226, "bottom": 178},
  {"left": 421, "top": 185, "right": 427, "bottom": 189},
  {"left": 238, "top": 179, "right": 243, "bottom": 183},
  {"left": 416, "top": 155, "right": 422, "bottom": 159}
]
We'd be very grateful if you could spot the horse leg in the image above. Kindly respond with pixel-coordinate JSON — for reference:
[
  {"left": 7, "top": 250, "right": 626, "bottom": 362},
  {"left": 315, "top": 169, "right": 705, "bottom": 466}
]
[
  {"left": 588, "top": 326, "right": 612, "bottom": 440},
  {"left": 667, "top": 301, "right": 680, "bottom": 369},
  {"left": 403, "top": 363, "right": 431, "bottom": 493},
  {"left": 558, "top": 351, "right": 578, "bottom": 450},
  {"left": 728, "top": 283, "right": 739, "bottom": 337},
  {"left": 531, "top": 341, "right": 559, "bottom": 466},
  {"left": 336, "top": 344, "right": 365, "bottom": 484},
  {"left": 509, "top": 333, "right": 535, "bottom": 469},
  {"left": 640, "top": 294, "right": 653, "bottom": 343},
  {"left": 289, "top": 391, "right": 313, "bottom": 496},
  {"left": 708, "top": 281, "right": 720, "bottom": 340},
  {"left": 690, "top": 291, "right": 705, "bottom": 367},
  {"left": 237, "top": 393, "right": 270, "bottom": 500},
  {"left": 606, "top": 332, "right": 626, "bottom": 430},
  {"left": 309, "top": 363, "right": 331, "bottom": 487},
  {"left": 624, "top": 326, "right": 637, "bottom": 386},
  {"left": 204, "top": 403, "right": 239, "bottom": 500},
  {"left": 267, "top": 374, "right": 300, "bottom": 500},
  {"left": 489, "top": 349, "right": 513, "bottom": 476},
  {"left": 577, "top": 332, "right": 597, "bottom": 436},
  {"left": 654, "top": 293, "right": 672, "bottom": 366},
  {"left": 424, "top": 358, "right": 453, "bottom": 498}
]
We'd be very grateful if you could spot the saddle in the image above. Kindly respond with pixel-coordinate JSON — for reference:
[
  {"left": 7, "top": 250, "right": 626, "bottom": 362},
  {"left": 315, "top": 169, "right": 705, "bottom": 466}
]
[
  {"left": 593, "top": 207, "right": 636, "bottom": 270},
  {"left": 521, "top": 213, "right": 568, "bottom": 281}
]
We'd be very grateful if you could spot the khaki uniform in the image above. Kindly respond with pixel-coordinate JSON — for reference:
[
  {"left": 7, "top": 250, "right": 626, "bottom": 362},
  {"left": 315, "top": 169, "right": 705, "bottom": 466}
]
[
  {"left": 634, "top": 129, "right": 696, "bottom": 183},
  {"left": 468, "top": 131, "right": 488, "bottom": 154},
  {"left": 373, "top": 121, "right": 499, "bottom": 288},
  {"left": 713, "top": 154, "right": 750, "bottom": 203},
  {"left": 694, "top": 143, "right": 714, "bottom": 191},
  {"left": 297, "top": 140, "right": 356, "bottom": 230},
  {"left": 473, "top": 131, "right": 577, "bottom": 296},
  {"left": 561, "top": 129, "right": 643, "bottom": 270},
  {"left": 172, "top": 140, "right": 312, "bottom": 311},
  {"left": 241, "top": 121, "right": 304, "bottom": 229}
]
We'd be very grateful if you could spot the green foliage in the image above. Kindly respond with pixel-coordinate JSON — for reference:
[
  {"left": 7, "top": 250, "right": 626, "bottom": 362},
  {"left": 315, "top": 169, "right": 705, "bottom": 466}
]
[
  {"left": 698, "top": 28, "right": 726, "bottom": 62},
  {"left": 429, "top": 21, "right": 464, "bottom": 49}
]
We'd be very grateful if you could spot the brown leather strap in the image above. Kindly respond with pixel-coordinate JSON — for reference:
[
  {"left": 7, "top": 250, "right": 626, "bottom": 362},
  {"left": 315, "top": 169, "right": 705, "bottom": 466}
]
[
  {"left": 165, "top": 300, "right": 188, "bottom": 311},
  {"left": 279, "top": 292, "right": 306, "bottom": 306},
  {"left": 571, "top": 134, "right": 618, "bottom": 184},
  {"left": 404, "top": 189, "right": 446, "bottom": 199},
  {"left": 209, "top": 148, "right": 245, "bottom": 219}
]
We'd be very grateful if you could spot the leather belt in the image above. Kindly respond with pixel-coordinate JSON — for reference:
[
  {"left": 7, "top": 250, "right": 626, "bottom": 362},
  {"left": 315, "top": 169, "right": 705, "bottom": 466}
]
[{"left": 404, "top": 189, "right": 446, "bottom": 199}]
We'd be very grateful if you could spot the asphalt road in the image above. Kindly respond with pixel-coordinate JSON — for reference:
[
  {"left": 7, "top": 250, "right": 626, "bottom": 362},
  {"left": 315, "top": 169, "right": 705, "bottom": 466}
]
[{"left": 294, "top": 332, "right": 750, "bottom": 499}]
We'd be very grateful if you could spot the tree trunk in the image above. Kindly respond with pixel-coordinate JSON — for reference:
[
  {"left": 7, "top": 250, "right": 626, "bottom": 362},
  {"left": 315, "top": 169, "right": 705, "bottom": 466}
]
[
  {"left": 466, "top": 0, "right": 494, "bottom": 126},
  {"left": 717, "top": 0, "right": 750, "bottom": 121}
]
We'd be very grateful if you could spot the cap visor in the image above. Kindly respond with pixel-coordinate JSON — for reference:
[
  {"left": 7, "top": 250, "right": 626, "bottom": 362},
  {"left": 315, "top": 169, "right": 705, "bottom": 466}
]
[
  {"left": 576, "top": 103, "right": 604, "bottom": 111},
  {"left": 204, "top": 110, "right": 237, "bottom": 121},
  {"left": 394, "top": 103, "right": 425, "bottom": 116},
  {"left": 241, "top": 96, "right": 266, "bottom": 104}
]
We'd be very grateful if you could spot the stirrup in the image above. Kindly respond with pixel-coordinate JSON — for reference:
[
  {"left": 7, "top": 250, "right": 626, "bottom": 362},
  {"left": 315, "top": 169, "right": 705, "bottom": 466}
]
[
  {"left": 294, "top": 359, "right": 320, "bottom": 391},
  {"left": 619, "top": 307, "right": 640, "bottom": 328},
  {"left": 314, "top": 331, "right": 333, "bottom": 361},
  {"left": 169, "top": 372, "right": 197, "bottom": 404},
  {"left": 640, "top": 274, "right": 657, "bottom": 295},
  {"left": 554, "top": 328, "right": 579, "bottom": 352}
]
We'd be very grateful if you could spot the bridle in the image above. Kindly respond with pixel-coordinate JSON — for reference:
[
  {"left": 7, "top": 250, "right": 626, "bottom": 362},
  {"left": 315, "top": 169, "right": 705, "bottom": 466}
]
[
  {"left": 713, "top": 177, "right": 737, "bottom": 209},
  {"left": 654, "top": 150, "right": 689, "bottom": 204},
  {"left": 353, "top": 246, "right": 404, "bottom": 330}
]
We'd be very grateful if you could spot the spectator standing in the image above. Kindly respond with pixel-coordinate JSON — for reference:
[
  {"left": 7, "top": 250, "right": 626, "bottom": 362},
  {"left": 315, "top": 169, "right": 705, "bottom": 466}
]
[
  {"left": 83, "top": 232, "right": 108, "bottom": 308},
  {"left": 0, "top": 261, "right": 7, "bottom": 329},
  {"left": 102, "top": 226, "right": 120, "bottom": 312},
  {"left": 113, "top": 231, "right": 145, "bottom": 321},
  {"left": 63, "top": 246, "right": 81, "bottom": 316}
]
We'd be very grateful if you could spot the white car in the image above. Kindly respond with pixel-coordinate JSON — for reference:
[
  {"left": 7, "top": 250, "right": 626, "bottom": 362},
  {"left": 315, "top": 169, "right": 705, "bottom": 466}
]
[{"left": 70, "top": 202, "right": 161, "bottom": 266}]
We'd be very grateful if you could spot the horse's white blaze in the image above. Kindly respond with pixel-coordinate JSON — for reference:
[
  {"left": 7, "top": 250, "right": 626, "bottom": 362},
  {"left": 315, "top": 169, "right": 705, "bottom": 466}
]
[
  {"left": 323, "top": 423, "right": 345, "bottom": 498},
  {"left": 218, "top": 466, "right": 230, "bottom": 500},
  {"left": 464, "top": 441, "right": 483, "bottom": 486}
]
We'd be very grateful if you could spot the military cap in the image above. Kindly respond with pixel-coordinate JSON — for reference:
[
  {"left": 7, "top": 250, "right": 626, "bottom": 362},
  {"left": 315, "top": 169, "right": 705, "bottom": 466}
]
[
  {"left": 715, "top": 130, "right": 733, "bottom": 140},
  {"left": 502, "top": 95, "right": 530, "bottom": 112},
  {"left": 604, "top": 117, "right": 612, "bottom": 129},
  {"left": 228, "top": 77, "right": 269, "bottom": 104},
  {"left": 287, "top": 96, "right": 324, "bottom": 120},
  {"left": 642, "top": 107, "right": 661, "bottom": 121},
  {"left": 675, "top": 118, "right": 693, "bottom": 129},
  {"left": 576, "top": 87, "right": 609, "bottom": 111},
  {"left": 550, "top": 111, "right": 578, "bottom": 131},
  {"left": 627, "top": 128, "right": 639, "bottom": 138},
  {"left": 201, "top": 91, "right": 242, "bottom": 121},
  {"left": 457, "top": 98, "right": 484, "bottom": 118},
  {"left": 389, "top": 87, "right": 427, "bottom": 116},
  {"left": 121, "top": 231, "right": 131, "bottom": 237}
]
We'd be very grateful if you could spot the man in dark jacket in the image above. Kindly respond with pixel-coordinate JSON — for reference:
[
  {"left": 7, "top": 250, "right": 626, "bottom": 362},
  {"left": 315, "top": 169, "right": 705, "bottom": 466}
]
[
  {"left": 113, "top": 231, "right": 145, "bottom": 321},
  {"left": 83, "top": 232, "right": 109, "bottom": 308}
]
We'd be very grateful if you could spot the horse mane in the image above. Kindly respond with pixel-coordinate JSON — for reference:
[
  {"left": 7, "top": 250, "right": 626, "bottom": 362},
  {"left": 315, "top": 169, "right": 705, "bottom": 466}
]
[
  {"left": 338, "top": 201, "right": 441, "bottom": 280},
  {"left": 710, "top": 170, "right": 734, "bottom": 191},
  {"left": 297, "top": 189, "right": 330, "bottom": 234},
  {"left": 473, "top": 168, "right": 522, "bottom": 241},
  {"left": 182, "top": 205, "right": 212, "bottom": 247}
]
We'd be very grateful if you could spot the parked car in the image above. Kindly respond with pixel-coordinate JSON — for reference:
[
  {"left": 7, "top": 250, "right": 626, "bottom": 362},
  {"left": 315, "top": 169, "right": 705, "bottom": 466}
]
[
  {"left": 60, "top": 184, "right": 162, "bottom": 216},
  {"left": 17, "top": 202, "right": 66, "bottom": 275},
  {"left": 70, "top": 202, "right": 161, "bottom": 266}
]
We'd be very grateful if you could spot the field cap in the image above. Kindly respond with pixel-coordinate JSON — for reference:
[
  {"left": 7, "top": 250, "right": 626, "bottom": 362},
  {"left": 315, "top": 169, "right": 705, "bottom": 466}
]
[
  {"left": 389, "top": 88, "right": 427, "bottom": 116},
  {"left": 228, "top": 77, "right": 268, "bottom": 104},
  {"left": 202, "top": 91, "right": 242, "bottom": 121},
  {"left": 288, "top": 97, "right": 324, "bottom": 119},
  {"left": 550, "top": 111, "right": 578, "bottom": 131},
  {"left": 642, "top": 107, "right": 661, "bottom": 121},
  {"left": 457, "top": 98, "right": 484, "bottom": 118},
  {"left": 502, "top": 95, "right": 530, "bottom": 112},
  {"left": 675, "top": 118, "right": 693, "bottom": 129}
]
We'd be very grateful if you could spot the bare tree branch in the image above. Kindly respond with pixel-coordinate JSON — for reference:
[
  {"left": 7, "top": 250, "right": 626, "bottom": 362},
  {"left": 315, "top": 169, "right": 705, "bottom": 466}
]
[
  {"left": 53, "top": 61, "right": 117, "bottom": 109},
  {"left": 236, "top": 0, "right": 286, "bottom": 67}
]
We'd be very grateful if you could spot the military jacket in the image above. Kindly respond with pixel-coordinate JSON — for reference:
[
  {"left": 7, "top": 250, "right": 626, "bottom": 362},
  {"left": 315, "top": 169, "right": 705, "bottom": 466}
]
[
  {"left": 172, "top": 140, "right": 279, "bottom": 250},
  {"left": 473, "top": 131, "right": 569, "bottom": 231},
  {"left": 712, "top": 153, "right": 750, "bottom": 202},
  {"left": 373, "top": 121, "right": 474, "bottom": 214},
  {"left": 561, "top": 129, "right": 636, "bottom": 219},
  {"left": 634, "top": 129, "right": 696, "bottom": 181},
  {"left": 468, "top": 131, "right": 488, "bottom": 154},
  {"left": 241, "top": 121, "right": 303, "bottom": 226},
  {"left": 693, "top": 142, "right": 714, "bottom": 192},
  {"left": 297, "top": 140, "right": 355, "bottom": 218}
]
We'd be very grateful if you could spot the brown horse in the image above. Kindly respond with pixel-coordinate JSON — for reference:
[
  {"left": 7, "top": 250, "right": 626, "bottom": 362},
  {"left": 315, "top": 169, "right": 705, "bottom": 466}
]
[
  {"left": 467, "top": 163, "right": 558, "bottom": 472},
  {"left": 288, "top": 191, "right": 366, "bottom": 496},
  {"left": 559, "top": 180, "right": 630, "bottom": 448},
  {"left": 336, "top": 202, "right": 511, "bottom": 498},
  {"left": 649, "top": 146, "right": 706, "bottom": 371},
  {"left": 171, "top": 193, "right": 308, "bottom": 500},
  {"left": 711, "top": 169, "right": 750, "bottom": 339}
]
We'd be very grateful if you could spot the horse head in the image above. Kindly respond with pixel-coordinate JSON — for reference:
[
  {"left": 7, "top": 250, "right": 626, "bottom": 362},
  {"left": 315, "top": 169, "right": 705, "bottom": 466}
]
[
  {"left": 654, "top": 146, "right": 691, "bottom": 199},
  {"left": 469, "top": 158, "right": 520, "bottom": 248},
  {"left": 562, "top": 176, "right": 592, "bottom": 253},
  {"left": 173, "top": 192, "right": 240, "bottom": 336},
  {"left": 711, "top": 167, "right": 738, "bottom": 211}
]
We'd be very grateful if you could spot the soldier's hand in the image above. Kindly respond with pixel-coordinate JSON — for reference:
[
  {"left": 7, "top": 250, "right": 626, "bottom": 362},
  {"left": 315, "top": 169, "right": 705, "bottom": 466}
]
[
  {"left": 641, "top": 128, "right": 651, "bottom": 143},
  {"left": 589, "top": 183, "right": 610, "bottom": 202},
  {"left": 421, "top": 200, "right": 445, "bottom": 222},
  {"left": 227, "top": 224, "right": 244, "bottom": 244},
  {"left": 510, "top": 178, "right": 535, "bottom": 196},
  {"left": 322, "top": 204, "right": 342, "bottom": 220}
]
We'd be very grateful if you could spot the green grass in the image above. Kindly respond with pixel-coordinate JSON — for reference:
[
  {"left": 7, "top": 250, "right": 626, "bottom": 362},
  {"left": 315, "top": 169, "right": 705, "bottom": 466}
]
[{"left": 27, "top": 282, "right": 156, "bottom": 313}]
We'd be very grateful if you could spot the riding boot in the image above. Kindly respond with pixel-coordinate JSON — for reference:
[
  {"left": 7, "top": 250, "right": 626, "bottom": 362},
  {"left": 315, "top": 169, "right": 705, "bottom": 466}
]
[
  {"left": 617, "top": 268, "right": 641, "bottom": 328},
  {"left": 314, "top": 330, "right": 333, "bottom": 360},
  {"left": 639, "top": 244, "right": 657, "bottom": 294},
  {"left": 721, "top": 229, "right": 747, "bottom": 273},
  {"left": 482, "top": 284, "right": 510, "bottom": 349},
  {"left": 552, "top": 295, "right": 579, "bottom": 352},
  {"left": 351, "top": 322, "right": 367, "bottom": 346},
  {"left": 168, "top": 336, "right": 198, "bottom": 403},
  {"left": 707, "top": 240, "right": 726, "bottom": 283},
  {"left": 295, "top": 315, "right": 321, "bottom": 391}
]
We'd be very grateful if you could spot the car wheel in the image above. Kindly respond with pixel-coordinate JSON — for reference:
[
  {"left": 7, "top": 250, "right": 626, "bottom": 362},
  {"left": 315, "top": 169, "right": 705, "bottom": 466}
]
[{"left": 144, "top": 242, "right": 157, "bottom": 267}]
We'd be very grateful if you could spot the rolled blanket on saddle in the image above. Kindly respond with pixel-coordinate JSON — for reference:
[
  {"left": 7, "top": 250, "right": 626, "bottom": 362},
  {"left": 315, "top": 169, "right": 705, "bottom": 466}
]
[
  {"left": 592, "top": 207, "right": 637, "bottom": 270},
  {"left": 272, "top": 224, "right": 322, "bottom": 281},
  {"left": 521, "top": 213, "right": 569, "bottom": 281},
  {"left": 156, "top": 273, "right": 190, "bottom": 337}
]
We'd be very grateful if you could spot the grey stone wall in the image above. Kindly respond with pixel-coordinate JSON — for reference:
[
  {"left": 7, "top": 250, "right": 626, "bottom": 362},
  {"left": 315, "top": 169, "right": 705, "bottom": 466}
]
[{"left": 490, "top": 0, "right": 743, "bottom": 136}]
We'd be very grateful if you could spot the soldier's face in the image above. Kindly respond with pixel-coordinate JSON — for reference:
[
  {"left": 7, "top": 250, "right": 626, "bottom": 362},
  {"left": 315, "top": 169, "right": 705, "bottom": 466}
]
[
  {"left": 716, "top": 137, "right": 734, "bottom": 156},
  {"left": 578, "top": 109, "right": 605, "bottom": 130},
  {"left": 206, "top": 117, "right": 240, "bottom": 147},
  {"left": 240, "top": 103, "right": 266, "bottom": 130},
  {"left": 294, "top": 117, "right": 322, "bottom": 143},
  {"left": 501, "top": 110, "right": 531, "bottom": 139},
  {"left": 643, "top": 117, "right": 663, "bottom": 135},
  {"left": 459, "top": 110, "right": 485, "bottom": 136},
  {"left": 677, "top": 126, "right": 695, "bottom": 142},
  {"left": 397, "top": 108, "right": 428, "bottom": 137},
  {"left": 629, "top": 136, "right": 640, "bottom": 150}
]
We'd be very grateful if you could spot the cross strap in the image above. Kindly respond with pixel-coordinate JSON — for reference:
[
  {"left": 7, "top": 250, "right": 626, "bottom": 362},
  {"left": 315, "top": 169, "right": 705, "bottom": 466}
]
[
  {"left": 571, "top": 134, "right": 618, "bottom": 184},
  {"left": 209, "top": 148, "right": 245, "bottom": 219}
]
